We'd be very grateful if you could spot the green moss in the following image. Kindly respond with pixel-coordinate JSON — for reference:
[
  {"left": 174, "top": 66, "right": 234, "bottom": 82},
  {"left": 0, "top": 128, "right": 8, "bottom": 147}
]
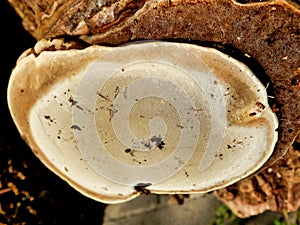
[
  {"left": 211, "top": 203, "right": 300, "bottom": 225},
  {"left": 211, "top": 204, "right": 242, "bottom": 225}
]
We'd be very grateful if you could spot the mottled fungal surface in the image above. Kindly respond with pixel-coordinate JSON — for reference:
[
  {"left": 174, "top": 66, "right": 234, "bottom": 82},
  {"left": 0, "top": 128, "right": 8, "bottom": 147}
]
[
  {"left": 8, "top": 40, "right": 278, "bottom": 203},
  {"left": 6, "top": 0, "right": 300, "bottom": 216}
]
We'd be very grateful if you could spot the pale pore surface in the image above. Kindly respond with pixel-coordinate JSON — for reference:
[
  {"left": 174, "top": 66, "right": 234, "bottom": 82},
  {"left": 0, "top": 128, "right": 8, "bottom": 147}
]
[{"left": 8, "top": 41, "right": 278, "bottom": 203}]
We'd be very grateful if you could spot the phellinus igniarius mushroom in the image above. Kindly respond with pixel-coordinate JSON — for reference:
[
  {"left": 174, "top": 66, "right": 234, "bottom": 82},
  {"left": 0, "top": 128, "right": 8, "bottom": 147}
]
[
  {"left": 6, "top": 0, "right": 300, "bottom": 215},
  {"left": 8, "top": 40, "right": 278, "bottom": 203}
]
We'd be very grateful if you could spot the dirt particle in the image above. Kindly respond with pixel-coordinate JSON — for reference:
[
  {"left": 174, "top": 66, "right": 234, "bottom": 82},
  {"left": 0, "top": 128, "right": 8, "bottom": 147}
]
[
  {"left": 71, "top": 125, "right": 81, "bottom": 131},
  {"left": 96, "top": 92, "right": 109, "bottom": 101},
  {"left": 114, "top": 86, "right": 120, "bottom": 99},
  {"left": 134, "top": 183, "right": 151, "bottom": 195},
  {"left": 44, "top": 115, "right": 54, "bottom": 123},
  {"left": 143, "top": 136, "right": 165, "bottom": 150},
  {"left": 157, "top": 141, "right": 165, "bottom": 150},
  {"left": 177, "top": 124, "right": 184, "bottom": 129},
  {"left": 103, "top": 187, "right": 108, "bottom": 191},
  {"left": 76, "top": 105, "right": 83, "bottom": 110},
  {"left": 124, "top": 148, "right": 131, "bottom": 153},
  {"left": 68, "top": 96, "right": 78, "bottom": 106},
  {"left": 44, "top": 115, "right": 50, "bottom": 120},
  {"left": 184, "top": 171, "right": 189, "bottom": 177},
  {"left": 215, "top": 153, "right": 223, "bottom": 160},
  {"left": 108, "top": 106, "right": 118, "bottom": 121},
  {"left": 255, "top": 101, "right": 266, "bottom": 110}
]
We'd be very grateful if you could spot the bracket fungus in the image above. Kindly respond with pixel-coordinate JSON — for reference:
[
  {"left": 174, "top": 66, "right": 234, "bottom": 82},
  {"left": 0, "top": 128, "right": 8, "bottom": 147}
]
[
  {"left": 8, "top": 40, "right": 278, "bottom": 203},
  {"left": 6, "top": 0, "right": 300, "bottom": 214}
]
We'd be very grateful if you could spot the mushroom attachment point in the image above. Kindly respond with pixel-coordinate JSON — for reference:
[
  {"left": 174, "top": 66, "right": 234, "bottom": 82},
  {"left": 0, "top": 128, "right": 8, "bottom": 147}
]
[{"left": 7, "top": 41, "right": 278, "bottom": 203}]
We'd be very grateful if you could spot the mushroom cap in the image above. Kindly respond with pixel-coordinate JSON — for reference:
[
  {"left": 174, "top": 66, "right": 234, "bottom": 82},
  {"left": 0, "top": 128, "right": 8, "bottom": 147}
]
[{"left": 7, "top": 41, "right": 278, "bottom": 203}]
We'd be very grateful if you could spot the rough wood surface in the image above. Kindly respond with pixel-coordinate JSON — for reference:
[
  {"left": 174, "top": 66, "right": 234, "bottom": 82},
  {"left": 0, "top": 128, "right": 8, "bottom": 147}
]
[{"left": 215, "top": 134, "right": 300, "bottom": 218}]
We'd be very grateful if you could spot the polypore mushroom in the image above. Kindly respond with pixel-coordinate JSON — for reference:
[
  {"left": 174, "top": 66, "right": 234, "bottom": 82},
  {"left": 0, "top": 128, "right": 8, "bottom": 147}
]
[
  {"left": 8, "top": 40, "right": 278, "bottom": 203},
  {"left": 7, "top": 0, "right": 300, "bottom": 214}
]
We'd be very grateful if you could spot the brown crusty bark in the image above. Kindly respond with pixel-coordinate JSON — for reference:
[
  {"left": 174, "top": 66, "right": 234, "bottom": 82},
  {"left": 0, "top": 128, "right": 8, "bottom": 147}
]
[
  {"left": 215, "top": 134, "right": 300, "bottom": 218},
  {"left": 7, "top": 0, "right": 300, "bottom": 217}
]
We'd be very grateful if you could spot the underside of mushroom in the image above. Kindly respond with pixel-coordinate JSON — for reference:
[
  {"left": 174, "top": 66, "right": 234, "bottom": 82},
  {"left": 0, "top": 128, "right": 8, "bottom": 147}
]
[
  {"left": 6, "top": 0, "right": 300, "bottom": 216},
  {"left": 8, "top": 40, "right": 278, "bottom": 203}
]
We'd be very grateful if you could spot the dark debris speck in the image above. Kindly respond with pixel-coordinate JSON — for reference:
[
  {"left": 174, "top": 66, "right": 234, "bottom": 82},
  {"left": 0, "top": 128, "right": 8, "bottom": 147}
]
[
  {"left": 71, "top": 125, "right": 81, "bottom": 131},
  {"left": 134, "top": 183, "right": 152, "bottom": 195}
]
